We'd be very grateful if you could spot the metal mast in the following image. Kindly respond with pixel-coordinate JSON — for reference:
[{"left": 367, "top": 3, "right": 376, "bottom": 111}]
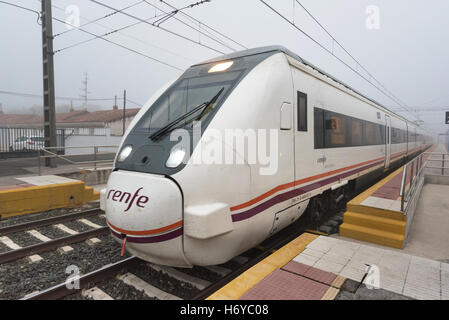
[{"left": 41, "top": 0, "right": 57, "bottom": 167}]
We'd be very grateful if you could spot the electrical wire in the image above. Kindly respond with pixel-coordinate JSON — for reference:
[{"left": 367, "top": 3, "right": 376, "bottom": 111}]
[
  {"left": 161, "top": 0, "right": 247, "bottom": 50},
  {"left": 52, "top": 16, "right": 184, "bottom": 71},
  {"left": 0, "top": 0, "right": 41, "bottom": 24},
  {"left": 259, "top": 0, "right": 418, "bottom": 121},
  {"left": 54, "top": 0, "right": 147, "bottom": 37},
  {"left": 0, "top": 89, "right": 117, "bottom": 101},
  {"left": 142, "top": 0, "right": 237, "bottom": 52},
  {"left": 37, "top": 0, "right": 194, "bottom": 63},
  {"left": 294, "top": 0, "right": 416, "bottom": 118},
  {"left": 88, "top": 0, "right": 225, "bottom": 54}
]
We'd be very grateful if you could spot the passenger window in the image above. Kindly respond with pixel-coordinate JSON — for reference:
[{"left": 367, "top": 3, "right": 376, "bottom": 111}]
[
  {"left": 314, "top": 108, "right": 324, "bottom": 148},
  {"left": 351, "top": 119, "right": 363, "bottom": 146},
  {"left": 365, "top": 122, "right": 375, "bottom": 145},
  {"left": 325, "top": 112, "right": 347, "bottom": 147},
  {"left": 297, "top": 92, "right": 307, "bottom": 131}
]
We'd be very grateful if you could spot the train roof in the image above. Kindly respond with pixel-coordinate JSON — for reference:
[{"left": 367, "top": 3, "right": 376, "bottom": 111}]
[{"left": 196, "top": 45, "right": 427, "bottom": 132}]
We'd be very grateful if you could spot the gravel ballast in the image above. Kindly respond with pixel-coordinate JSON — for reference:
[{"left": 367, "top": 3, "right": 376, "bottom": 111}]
[
  {"left": 61, "top": 220, "right": 95, "bottom": 233},
  {"left": 36, "top": 225, "right": 71, "bottom": 239},
  {"left": 0, "top": 234, "right": 127, "bottom": 300},
  {"left": 7, "top": 231, "right": 42, "bottom": 248},
  {"left": 97, "top": 277, "right": 155, "bottom": 300},
  {"left": 0, "top": 203, "right": 99, "bottom": 228},
  {"left": 0, "top": 242, "right": 11, "bottom": 254},
  {"left": 132, "top": 263, "right": 200, "bottom": 299}
]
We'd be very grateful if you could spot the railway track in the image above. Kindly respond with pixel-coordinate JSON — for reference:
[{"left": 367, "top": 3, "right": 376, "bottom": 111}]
[
  {"left": 0, "top": 208, "right": 107, "bottom": 264},
  {"left": 0, "top": 187, "right": 349, "bottom": 300},
  {"left": 20, "top": 215, "right": 310, "bottom": 300}
]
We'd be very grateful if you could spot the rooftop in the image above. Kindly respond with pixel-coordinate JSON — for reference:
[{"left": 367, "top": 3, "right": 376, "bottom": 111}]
[{"left": 0, "top": 108, "right": 140, "bottom": 126}]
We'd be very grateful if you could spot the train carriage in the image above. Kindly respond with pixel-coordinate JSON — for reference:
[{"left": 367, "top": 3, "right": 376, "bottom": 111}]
[{"left": 101, "top": 46, "right": 432, "bottom": 267}]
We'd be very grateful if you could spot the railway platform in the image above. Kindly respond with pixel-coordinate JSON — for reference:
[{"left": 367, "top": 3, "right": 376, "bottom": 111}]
[
  {"left": 0, "top": 162, "right": 111, "bottom": 218},
  {"left": 340, "top": 146, "right": 448, "bottom": 249},
  {"left": 208, "top": 146, "right": 449, "bottom": 301},
  {"left": 208, "top": 233, "right": 449, "bottom": 300}
]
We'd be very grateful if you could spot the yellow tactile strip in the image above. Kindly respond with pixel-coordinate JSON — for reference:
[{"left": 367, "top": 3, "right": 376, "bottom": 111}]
[
  {"left": 349, "top": 166, "right": 404, "bottom": 206},
  {"left": 207, "top": 233, "right": 318, "bottom": 300}
]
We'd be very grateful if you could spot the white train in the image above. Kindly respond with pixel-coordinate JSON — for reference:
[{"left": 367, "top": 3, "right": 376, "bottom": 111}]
[{"left": 101, "top": 46, "right": 432, "bottom": 267}]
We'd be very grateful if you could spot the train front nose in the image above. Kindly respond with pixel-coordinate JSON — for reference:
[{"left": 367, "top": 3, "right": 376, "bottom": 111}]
[{"left": 102, "top": 170, "right": 191, "bottom": 267}]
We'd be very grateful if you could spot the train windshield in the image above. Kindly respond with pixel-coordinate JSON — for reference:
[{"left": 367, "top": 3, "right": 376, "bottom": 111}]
[{"left": 136, "top": 68, "right": 244, "bottom": 131}]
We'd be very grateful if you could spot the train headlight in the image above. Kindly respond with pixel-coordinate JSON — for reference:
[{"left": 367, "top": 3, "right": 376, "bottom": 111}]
[
  {"left": 208, "top": 61, "right": 233, "bottom": 73},
  {"left": 166, "top": 147, "right": 186, "bottom": 168},
  {"left": 117, "top": 145, "right": 133, "bottom": 162}
]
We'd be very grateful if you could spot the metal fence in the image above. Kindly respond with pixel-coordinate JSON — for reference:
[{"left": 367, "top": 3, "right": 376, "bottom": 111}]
[
  {"left": 399, "top": 153, "right": 425, "bottom": 212},
  {"left": 0, "top": 127, "right": 65, "bottom": 159},
  {"left": 400, "top": 151, "right": 449, "bottom": 212},
  {"left": 37, "top": 145, "right": 118, "bottom": 175}
]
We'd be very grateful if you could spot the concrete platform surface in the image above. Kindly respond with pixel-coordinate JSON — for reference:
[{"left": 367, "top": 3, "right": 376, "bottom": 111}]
[
  {"left": 403, "top": 183, "right": 449, "bottom": 262},
  {"left": 212, "top": 234, "right": 449, "bottom": 300},
  {"left": 300, "top": 236, "right": 448, "bottom": 300}
]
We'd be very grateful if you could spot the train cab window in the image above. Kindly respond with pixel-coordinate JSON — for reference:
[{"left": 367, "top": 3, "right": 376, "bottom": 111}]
[{"left": 297, "top": 92, "right": 307, "bottom": 131}]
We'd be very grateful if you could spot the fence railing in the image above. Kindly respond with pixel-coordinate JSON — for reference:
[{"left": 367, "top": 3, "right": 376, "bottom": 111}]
[
  {"left": 37, "top": 145, "right": 119, "bottom": 175},
  {"left": 0, "top": 127, "right": 65, "bottom": 158},
  {"left": 400, "top": 152, "right": 449, "bottom": 212},
  {"left": 424, "top": 152, "right": 449, "bottom": 176}
]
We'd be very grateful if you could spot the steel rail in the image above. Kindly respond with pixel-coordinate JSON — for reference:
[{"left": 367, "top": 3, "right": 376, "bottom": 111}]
[
  {"left": 0, "top": 227, "right": 109, "bottom": 264},
  {"left": 0, "top": 208, "right": 103, "bottom": 236},
  {"left": 22, "top": 256, "right": 140, "bottom": 300}
]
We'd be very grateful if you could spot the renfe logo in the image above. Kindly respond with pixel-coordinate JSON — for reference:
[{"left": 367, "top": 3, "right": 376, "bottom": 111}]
[{"left": 107, "top": 187, "right": 149, "bottom": 212}]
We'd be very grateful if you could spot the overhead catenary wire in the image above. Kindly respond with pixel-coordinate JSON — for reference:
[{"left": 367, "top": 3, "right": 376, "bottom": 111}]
[
  {"left": 0, "top": 89, "right": 132, "bottom": 103},
  {"left": 142, "top": 0, "right": 238, "bottom": 52},
  {"left": 161, "top": 0, "right": 247, "bottom": 50},
  {"left": 53, "top": 0, "right": 147, "bottom": 37},
  {"left": 52, "top": 16, "right": 184, "bottom": 71},
  {"left": 37, "top": 0, "right": 194, "bottom": 63},
  {"left": 53, "top": 1, "right": 212, "bottom": 58},
  {"left": 259, "top": 0, "right": 418, "bottom": 121},
  {"left": 87, "top": 0, "right": 225, "bottom": 54},
  {"left": 0, "top": 0, "right": 41, "bottom": 24},
  {"left": 294, "top": 0, "right": 416, "bottom": 119}
]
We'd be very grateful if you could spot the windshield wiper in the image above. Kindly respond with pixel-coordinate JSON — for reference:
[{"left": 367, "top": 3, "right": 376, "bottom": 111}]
[{"left": 150, "top": 87, "right": 224, "bottom": 141}]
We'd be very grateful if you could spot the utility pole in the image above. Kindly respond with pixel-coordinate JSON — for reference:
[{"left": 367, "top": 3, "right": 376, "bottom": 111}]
[
  {"left": 41, "top": 0, "right": 57, "bottom": 167},
  {"left": 80, "top": 72, "right": 89, "bottom": 110},
  {"left": 123, "top": 90, "right": 126, "bottom": 136}
]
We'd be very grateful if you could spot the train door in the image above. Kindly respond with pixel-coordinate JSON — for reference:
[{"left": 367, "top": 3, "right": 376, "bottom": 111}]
[
  {"left": 406, "top": 122, "right": 409, "bottom": 156},
  {"left": 385, "top": 115, "right": 391, "bottom": 168}
]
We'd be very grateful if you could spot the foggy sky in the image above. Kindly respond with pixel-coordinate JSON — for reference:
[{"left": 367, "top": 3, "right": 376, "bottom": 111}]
[{"left": 0, "top": 0, "right": 448, "bottom": 135}]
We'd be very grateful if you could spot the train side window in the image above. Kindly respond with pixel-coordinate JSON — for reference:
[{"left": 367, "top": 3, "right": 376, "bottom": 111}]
[
  {"left": 351, "top": 119, "right": 363, "bottom": 146},
  {"left": 325, "top": 112, "right": 347, "bottom": 147},
  {"left": 365, "top": 122, "right": 375, "bottom": 145},
  {"left": 297, "top": 92, "right": 307, "bottom": 131},
  {"left": 314, "top": 108, "right": 324, "bottom": 148}
]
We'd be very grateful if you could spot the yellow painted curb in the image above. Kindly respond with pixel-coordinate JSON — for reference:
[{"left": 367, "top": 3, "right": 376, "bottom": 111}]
[
  {"left": 0, "top": 181, "right": 99, "bottom": 218},
  {"left": 321, "top": 287, "right": 340, "bottom": 300},
  {"left": 206, "top": 233, "right": 318, "bottom": 300},
  {"left": 331, "top": 275, "right": 346, "bottom": 289}
]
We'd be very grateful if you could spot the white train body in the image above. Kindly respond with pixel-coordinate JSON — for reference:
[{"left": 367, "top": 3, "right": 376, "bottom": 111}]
[{"left": 101, "top": 46, "right": 432, "bottom": 267}]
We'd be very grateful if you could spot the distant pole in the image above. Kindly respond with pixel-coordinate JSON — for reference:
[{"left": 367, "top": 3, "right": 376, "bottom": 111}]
[
  {"left": 123, "top": 90, "right": 126, "bottom": 136},
  {"left": 81, "top": 72, "right": 88, "bottom": 110},
  {"left": 41, "top": 0, "right": 57, "bottom": 168}
]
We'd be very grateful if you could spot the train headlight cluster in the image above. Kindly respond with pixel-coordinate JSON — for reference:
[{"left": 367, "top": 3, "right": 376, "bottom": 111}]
[
  {"left": 117, "top": 145, "right": 133, "bottom": 162},
  {"left": 166, "top": 147, "right": 186, "bottom": 168}
]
